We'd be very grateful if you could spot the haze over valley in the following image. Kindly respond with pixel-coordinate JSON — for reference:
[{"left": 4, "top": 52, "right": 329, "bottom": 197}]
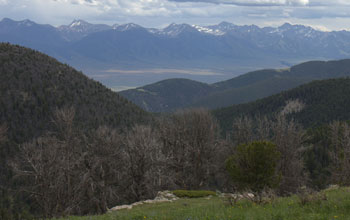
[{"left": 2, "top": 18, "right": 350, "bottom": 90}]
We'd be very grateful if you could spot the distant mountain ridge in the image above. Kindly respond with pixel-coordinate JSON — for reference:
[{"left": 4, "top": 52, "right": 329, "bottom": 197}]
[
  {"left": 2, "top": 17, "right": 350, "bottom": 89},
  {"left": 120, "top": 59, "right": 350, "bottom": 112},
  {"left": 58, "top": 19, "right": 112, "bottom": 41}
]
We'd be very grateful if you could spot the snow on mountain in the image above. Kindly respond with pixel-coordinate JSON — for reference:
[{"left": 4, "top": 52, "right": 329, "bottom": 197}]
[
  {"left": 18, "top": 19, "right": 36, "bottom": 27},
  {"left": 158, "top": 23, "right": 199, "bottom": 37},
  {"left": 3, "top": 18, "right": 350, "bottom": 72},
  {"left": 264, "top": 23, "right": 321, "bottom": 39},
  {"left": 192, "top": 25, "right": 225, "bottom": 36},
  {"left": 113, "top": 23, "right": 143, "bottom": 31},
  {"left": 58, "top": 20, "right": 111, "bottom": 41},
  {"left": 206, "top": 22, "right": 238, "bottom": 34}
]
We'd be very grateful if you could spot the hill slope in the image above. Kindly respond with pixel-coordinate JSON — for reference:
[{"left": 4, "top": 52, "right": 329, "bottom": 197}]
[
  {"left": 120, "top": 78, "right": 213, "bottom": 112},
  {"left": 120, "top": 59, "right": 350, "bottom": 112},
  {"left": 213, "top": 77, "right": 350, "bottom": 133},
  {"left": 0, "top": 43, "right": 149, "bottom": 144}
]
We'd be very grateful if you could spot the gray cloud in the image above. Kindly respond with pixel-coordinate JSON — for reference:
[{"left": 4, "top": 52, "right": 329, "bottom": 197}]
[
  {"left": 1, "top": 0, "right": 350, "bottom": 31},
  {"left": 168, "top": 0, "right": 309, "bottom": 6}
]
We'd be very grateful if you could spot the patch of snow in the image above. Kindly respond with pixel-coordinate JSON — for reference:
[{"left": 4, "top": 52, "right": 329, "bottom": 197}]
[
  {"left": 19, "top": 19, "right": 34, "bottom": 27},
  {"left": 70, "top": 21, "right": 81, "bottom": 28},
  {"left": 192, "top": 25, "right": 224, "bottom": 36},
  {"left": 115, "top": 23, "right": 141, "bottom": 31}
]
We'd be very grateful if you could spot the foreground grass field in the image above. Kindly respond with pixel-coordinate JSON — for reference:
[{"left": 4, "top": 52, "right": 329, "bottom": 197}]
[{"left": 58, "top": 187, "right": 350, "bottom": 220}]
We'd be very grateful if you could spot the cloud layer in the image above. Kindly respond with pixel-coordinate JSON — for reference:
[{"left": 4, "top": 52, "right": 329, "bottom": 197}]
[
  {"left": 168, "top": 0, "right": 309, "bottom": 6},
  {"left": 1, "top": 0, "right": 350, "bottom": 31}
]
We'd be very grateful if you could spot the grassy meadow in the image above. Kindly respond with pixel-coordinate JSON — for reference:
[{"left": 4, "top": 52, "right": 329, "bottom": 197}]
[{"left": 56, "top": 187, "right": 350, "bottom": 220}]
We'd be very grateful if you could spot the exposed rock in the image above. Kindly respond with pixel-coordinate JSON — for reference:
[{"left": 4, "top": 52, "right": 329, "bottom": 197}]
[
  {"left": 109, "top": 191, "right": 179, "bottom": 212},
  {"left": 244, "top": 193, "right": 255, "bottom": 199},
  {"left": 219, "top": 193, "right": 243, "bottom": 200},
  {"left": 155, "top": 190, "right": 179, "bottom": 200},
  {"left": 220, "top": 192, "right": 255, "bottom": 201},
  {"left": 325, "top": 185, "right": 340, "bottom": 191},
  {"left": 109, "top": 205, "right": 133, "bottom": 211}
]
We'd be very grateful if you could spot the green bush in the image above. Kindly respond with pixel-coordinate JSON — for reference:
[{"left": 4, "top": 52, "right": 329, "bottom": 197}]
[
  {"left": 172, "top": 190, "right": 216, "bottom": 198},
  {"left": 226, "top": 141, "right": 281, "bottom": 193}
]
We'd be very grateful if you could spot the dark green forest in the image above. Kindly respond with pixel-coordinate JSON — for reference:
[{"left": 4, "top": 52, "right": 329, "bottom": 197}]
[
  {"left": 213, "top": 78, "right": 350, "bottom": 133},
  {"left": 1, "top": 43, "right": 350, "bottom": 219},
  {"left": 0, "top": 43, "right": 150, "bottom": 144}
]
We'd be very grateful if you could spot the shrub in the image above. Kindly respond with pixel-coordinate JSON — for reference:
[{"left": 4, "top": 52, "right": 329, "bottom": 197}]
[
  {"left": 172, "top": 190, "right": 216, "bottom": 198},
  {"left": 225, "top": 141, "right": 281, "bottom": 193}
]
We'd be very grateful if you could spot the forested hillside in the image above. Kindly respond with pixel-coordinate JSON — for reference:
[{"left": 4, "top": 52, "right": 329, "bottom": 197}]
[
  {"left": 121, "top": 59, "right": 350, "bottom": 112},
  {"left": 0, "top": 43, "right": 150, "bottom": 219},
  {"left": 0, "top": 43, "right": 149, "bottom": 144},
  {"left": 120, "top": 78, "right": 213, "bottom": 112},
  {"left": 213, "top": 78, "right": 350, "bottom": 133}
]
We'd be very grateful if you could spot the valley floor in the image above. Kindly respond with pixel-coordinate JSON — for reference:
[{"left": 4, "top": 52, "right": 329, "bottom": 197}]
[{"left": 56, "top": 187, "right": 350, "bottom": 220}]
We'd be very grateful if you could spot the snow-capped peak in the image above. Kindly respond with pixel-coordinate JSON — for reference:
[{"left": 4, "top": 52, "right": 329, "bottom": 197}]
[
  {"left": 18, "top": 19, "right": 35, "bottom": 27},
  {"left": 70, "top": 21, "right": 81, "bottom": 28},
  {"left": 160, "top": 23, "right": 197, "bottom": 36},
  {"left": 192, "top": 25, "right": 225, "bottom": 36},
  {"left": 69, "top": 19, "right": 90, "bottom": 28},
  {"left": 114, "top": 23, "right": 142, "bottom": 31},
  {"left": 263, "top": 23, "right": 320, "bottom": 39}
]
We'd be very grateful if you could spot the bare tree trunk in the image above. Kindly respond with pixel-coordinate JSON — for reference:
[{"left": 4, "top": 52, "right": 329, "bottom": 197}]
[
  {"left": 158, "top": 109, "right": 220, "bottom": 190},
  {"left": 329, "top": 121, "right": 350, "bottom": 185},
  {"left": 123, "top": 125, "right": 165, "bottom": 201},
  {"left": 0, "top": 124, "right": 7, "bottom": 144},
  {"left": 229, "top": 113, "right": 306, "bottom": 194},
  {"left": 10, "top": 107, "right": 126, "bottom": 217}
]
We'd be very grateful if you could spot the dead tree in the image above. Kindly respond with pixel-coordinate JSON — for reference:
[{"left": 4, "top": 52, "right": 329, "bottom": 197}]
[
  {"left": 272, "top": 115, "right": 306, "bottom": 194},
  {"left": 10, "top": 107, "right": 84, "bottom": 217},
  {"left": 10, "top": 107, "right": 125, "bottom": 217},
  {"left": 123, "top": 125, "right": 165, "bottom": 201},
  {"left": 230, "top": 114, "right": 306, "bottom": 194},
  {"left": 329, "top": 121, "right": 350, "bottom": 185},
  {"left": 158, "top": 109, "right": 220, "bottom": 189},
  {"left": 0, "top": 124, "right": 6, "bottom": 144}
]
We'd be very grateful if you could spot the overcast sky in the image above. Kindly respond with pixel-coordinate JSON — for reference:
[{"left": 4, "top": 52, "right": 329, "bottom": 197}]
[{"left": 1, "top": 0, "right": 350, "bottom": 31}]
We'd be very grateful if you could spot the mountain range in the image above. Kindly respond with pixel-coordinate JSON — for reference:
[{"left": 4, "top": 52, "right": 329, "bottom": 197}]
[
  {"left": 120, "top": 59, "right": 350, "bottom": 112},
  {"left": 2, "top": 18, "right": 350, "bottom": 89}
]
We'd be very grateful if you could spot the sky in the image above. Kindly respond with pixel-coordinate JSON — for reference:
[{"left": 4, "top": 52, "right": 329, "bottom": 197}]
[{"left": 1, "top": 0, "right": 350, "bottom": 31}]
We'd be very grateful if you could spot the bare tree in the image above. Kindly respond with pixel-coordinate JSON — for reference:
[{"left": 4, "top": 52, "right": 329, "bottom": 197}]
[
  {"left": 0, "top": 124, "right": 6, "bottom": 144},
  {"left": 10, "top": 107, "right": 84, "bottom": 217},
  {"left": 123, "top": 125, "right": 165, "bottom": 201},
  {"left": 280, "top": 99, "right": 305, "bottom": 116},
  {"left": 10, "top": 107, "right": 125, "bottom": 217},
  {"left": 231, "top": 116, "right": 255, "bottom": 146},
  {"left": 81, "top": 125, "right": 125, "bottom": 213},
  {"left": 230, "top": 114, "right": 306, "bottom": 194},
  {"left": 329, "top": 121, "right": 350, "bottom": 185},
  {"left": 272, "top": 115, "right": 306, "bottom": 194},
  {"left": 158, "top": 109, "right": 220, "bottom": 189}
]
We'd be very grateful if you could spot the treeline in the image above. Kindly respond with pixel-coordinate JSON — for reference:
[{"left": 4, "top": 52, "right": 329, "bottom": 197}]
[{"left": 1, "top": 106, "right": 350, "bottom": 219}]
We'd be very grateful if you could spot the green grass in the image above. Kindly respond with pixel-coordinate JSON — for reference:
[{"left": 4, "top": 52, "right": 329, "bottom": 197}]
[
  {"left": 56, "top": 187, "right": 350, "bottom": 220},
  {"left": 172, "top": 190, "right": 216, "bottom": 198}
]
